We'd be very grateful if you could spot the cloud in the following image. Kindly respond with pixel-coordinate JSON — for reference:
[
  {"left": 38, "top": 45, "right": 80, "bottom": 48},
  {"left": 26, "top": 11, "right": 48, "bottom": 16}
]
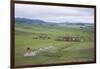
[{"left": 15, "top": 4, "right": 94, "bottom": 23}]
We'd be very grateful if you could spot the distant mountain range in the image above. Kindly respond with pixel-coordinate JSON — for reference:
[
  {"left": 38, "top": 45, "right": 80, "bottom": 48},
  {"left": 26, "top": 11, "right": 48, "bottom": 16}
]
[
  {"left": 16, "top": 18, "right": 46, "bottom": 24},
  {"left": 15, "top": 18, "right": 94, "bottom": 27}
]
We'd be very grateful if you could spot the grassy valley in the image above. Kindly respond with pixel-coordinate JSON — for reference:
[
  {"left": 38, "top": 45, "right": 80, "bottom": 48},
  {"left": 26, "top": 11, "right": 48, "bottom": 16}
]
[{"left": 15, "top": 18, "right": 94, "bottom": 66}]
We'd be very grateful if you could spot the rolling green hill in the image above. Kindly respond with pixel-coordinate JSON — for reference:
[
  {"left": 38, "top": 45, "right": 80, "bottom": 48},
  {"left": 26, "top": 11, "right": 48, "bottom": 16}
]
[{"left": 15, "top": 18, "right": 94, "bottom": 66}]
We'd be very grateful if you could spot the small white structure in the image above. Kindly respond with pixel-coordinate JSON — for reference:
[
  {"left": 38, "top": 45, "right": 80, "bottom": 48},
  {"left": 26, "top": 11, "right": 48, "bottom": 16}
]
[
  {"left": 24, "top": 48, "right": 37, "bottom": 56},
  {"left": 24, "top": 46, "right": 57, "bottom": 56},
  {"left": 24, "top": 51, "right": 37, "bottom": 56}
]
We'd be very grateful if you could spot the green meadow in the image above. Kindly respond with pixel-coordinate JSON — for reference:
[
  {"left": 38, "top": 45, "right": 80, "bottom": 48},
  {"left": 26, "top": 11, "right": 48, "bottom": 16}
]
[{"left": 15, "top": 23, "right": 94, "bottom": 66}]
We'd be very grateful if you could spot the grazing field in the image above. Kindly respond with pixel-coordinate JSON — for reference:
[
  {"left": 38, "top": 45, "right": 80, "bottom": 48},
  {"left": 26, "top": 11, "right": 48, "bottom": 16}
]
[{"left": 15, "top": 23, "right": 94, "bottom": 66}]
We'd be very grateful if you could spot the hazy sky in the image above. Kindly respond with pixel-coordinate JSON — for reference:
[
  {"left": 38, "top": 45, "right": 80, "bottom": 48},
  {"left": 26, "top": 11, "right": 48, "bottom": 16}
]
[{"left": 15, "top": 4, "right": 94, "bottom": 23}]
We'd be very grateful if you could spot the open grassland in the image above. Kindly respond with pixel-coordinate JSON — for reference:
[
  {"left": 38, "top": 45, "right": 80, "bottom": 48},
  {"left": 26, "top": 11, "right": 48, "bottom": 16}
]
[{"left": 15, "top": 23, "right": 94, "bottom": 66}]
